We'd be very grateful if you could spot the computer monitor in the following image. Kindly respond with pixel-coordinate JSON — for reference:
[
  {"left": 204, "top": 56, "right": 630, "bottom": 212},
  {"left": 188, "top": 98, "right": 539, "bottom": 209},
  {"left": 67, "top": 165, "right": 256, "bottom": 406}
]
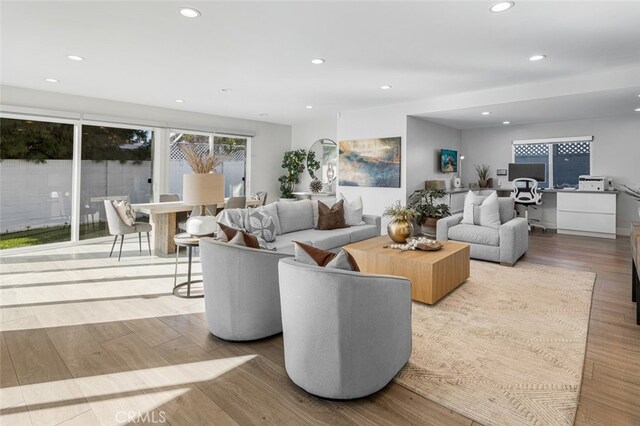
[{"left": 508, "top": 163, "right": 546, "bottom": 182}]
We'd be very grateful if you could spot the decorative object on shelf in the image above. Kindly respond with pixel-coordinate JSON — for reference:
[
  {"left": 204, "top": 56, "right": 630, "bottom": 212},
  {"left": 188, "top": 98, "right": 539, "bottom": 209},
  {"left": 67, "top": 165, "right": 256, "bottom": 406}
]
[
  {"left": 475, "top": 164, "right": 490, "bottom": 188},
  {"left": 339, "top": 137, "right": 401, "bottom": 188},
  {"left": 181, "top": 142, "right": 225, "bottom": 237},
  {"left": 384, "top": 236, "right": 443, "bottom": 251},
  {"left": 309, "top": 179, "right": 323, "bottom": 193},
  {"left": 278, "top": 149, "right": 307, "bottom": 200},
  {"left": 408, "top": 188, "right": 451, "bottom": 237},
  {"left": 326, "top": 161, "right": 336, "bottom": 182},
  {"left": 425, "top": 180, "right": 446, "bottom": 190},
  {"left": 383, "top": 201, "right": 415, "bottom": 243},
  {"left": 455, "top": 154, "right": 465, "bottom": 188},
  {"left": 620, "top": 184, "right": 640, "bottom": 218},
  {"left": 440, "top": 149, "right": 458, "bottom": 173}
]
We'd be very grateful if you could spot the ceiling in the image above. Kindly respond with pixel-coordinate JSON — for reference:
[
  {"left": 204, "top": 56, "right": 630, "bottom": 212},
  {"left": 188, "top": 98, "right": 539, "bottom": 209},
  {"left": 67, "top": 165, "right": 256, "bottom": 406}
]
[{"left": 1, "top": 1, "right": 640, "bottom": 126}]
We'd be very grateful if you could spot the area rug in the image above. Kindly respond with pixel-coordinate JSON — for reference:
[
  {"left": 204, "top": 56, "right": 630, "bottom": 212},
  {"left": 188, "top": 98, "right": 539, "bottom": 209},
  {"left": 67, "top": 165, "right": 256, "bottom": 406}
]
[{"left": 393, "top": 260, "right": 596, "bottom": 426}]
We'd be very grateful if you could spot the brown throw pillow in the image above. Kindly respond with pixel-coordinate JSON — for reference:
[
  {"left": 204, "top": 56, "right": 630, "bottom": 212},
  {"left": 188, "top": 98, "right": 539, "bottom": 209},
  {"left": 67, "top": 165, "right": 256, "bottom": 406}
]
[
  {"left": 316, "top": 199, "right": 349, "bottom": 230},
  {"left": 218, "top": 222, "right": 261, "bottom": 249},
  {"left": 293, "top": 241, "right": 360, "bottom": 271}
]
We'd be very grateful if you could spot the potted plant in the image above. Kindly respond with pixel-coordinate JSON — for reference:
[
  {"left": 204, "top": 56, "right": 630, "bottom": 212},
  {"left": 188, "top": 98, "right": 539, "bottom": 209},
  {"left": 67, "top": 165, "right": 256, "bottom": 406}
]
[
  {"left": 382, "top": 201, "right": 416, "bottom": 243},
  {"left": 306, "top": 150, "right": 322, "bottom": 193},
  {"left": 407, "top": 189, "right": 451, "bottom": 235},
  {"left": 621, "top": 184, "right": 640, "bottom": 218},
  {"left": 278, "top": 149, "right": 307, "bottom": 200},
  {"left": 475, "top": 164, "right": 490, "bottom": 188}
]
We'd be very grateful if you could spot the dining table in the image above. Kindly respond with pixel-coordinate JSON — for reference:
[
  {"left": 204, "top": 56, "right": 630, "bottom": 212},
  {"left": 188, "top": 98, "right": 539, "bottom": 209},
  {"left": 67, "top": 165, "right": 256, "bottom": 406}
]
[{"left": 132, "top": 198, "right": 262, "bottom": 255}]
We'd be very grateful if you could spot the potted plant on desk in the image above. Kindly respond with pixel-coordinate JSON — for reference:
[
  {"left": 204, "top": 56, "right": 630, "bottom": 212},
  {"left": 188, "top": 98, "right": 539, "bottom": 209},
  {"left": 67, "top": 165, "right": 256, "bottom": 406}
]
[
  {"left": 475, "top": 164, "right": 491, "bottom": 188},
  {"left": 407, "top": 188, "right": 451, "bottom": 237}
]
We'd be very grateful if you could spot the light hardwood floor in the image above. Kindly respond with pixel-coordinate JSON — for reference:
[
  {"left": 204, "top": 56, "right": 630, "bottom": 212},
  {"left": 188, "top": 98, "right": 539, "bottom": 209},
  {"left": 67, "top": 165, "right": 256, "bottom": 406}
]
[{"left": 1, "top": 232, "right": 638, "bottom": 425}]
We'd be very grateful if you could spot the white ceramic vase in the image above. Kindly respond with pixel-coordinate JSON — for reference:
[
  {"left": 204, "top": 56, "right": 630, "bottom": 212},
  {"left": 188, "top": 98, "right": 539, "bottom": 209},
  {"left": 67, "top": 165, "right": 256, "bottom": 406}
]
[{"left": 186, "top": 215, "right": 217, "bottom": 237}]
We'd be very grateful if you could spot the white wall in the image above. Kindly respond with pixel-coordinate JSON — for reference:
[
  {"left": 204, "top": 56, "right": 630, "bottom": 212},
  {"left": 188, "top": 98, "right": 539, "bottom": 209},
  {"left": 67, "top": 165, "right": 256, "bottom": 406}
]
[
  {"left": 460, "top": 115, "right": 640, "bottom": 234},
  {"left": 406, "top": 116, "right": 461, "bottom": 197},
  {"left": 290, "top": 117, "right": 337, "bottom": 193},
  {"left": 1, "top": 85, "right": 292, "bottom": 206}
]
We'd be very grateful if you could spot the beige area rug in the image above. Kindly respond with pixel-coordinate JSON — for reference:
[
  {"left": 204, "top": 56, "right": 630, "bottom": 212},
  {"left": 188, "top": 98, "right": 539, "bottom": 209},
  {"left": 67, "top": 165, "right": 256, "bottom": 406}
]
[{"left": 394, "top": 260, "right": 596, "bottom": 426}]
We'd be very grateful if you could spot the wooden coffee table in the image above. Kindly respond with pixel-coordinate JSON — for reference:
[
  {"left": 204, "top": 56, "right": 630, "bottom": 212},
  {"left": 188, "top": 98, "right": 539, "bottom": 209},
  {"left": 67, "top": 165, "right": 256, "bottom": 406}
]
[{"left": 344, "top": 236, "right": 470, "bottom": 304}]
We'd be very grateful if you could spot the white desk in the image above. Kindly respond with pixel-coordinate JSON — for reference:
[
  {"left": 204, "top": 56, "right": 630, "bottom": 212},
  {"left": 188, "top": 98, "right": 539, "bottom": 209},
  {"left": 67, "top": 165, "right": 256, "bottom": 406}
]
[{"left": 552, "top": 190, "right": 618, "bottom": 239}]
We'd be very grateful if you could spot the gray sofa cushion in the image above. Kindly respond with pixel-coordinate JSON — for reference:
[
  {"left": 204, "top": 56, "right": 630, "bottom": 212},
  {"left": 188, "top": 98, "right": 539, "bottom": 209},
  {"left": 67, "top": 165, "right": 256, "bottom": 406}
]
[
  {"left": 448, "top": 224, "right": 500, "bottom": 246},
  {"left": 347, "top": 224, "right": 378, "bottom": 243},
  {"left": 277, "top": 200, "right": 313, "bottom": 234},
  {"left": 498, "top": 198, "right": 516, "bottom": 224}
]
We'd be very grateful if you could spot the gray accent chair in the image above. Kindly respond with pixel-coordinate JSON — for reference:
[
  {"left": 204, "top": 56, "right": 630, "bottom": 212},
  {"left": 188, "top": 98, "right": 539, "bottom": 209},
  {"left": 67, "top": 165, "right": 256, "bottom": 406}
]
[
  {"left": 199, "top": 238, "right": 292, "bottom": 341},
  {"left": 103, "top": 200, "right": 152, "bottom": 261},
  {"left": 436, "top": 197, "right": 528, "bottom": 266},
  {"left": 278, "top": 258, "right": 412, "bottom": 399}
]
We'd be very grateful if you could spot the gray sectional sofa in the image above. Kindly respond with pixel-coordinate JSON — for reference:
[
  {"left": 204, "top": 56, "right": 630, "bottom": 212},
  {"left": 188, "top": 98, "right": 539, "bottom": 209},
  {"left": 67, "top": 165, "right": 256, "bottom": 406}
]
[{"left": 199, "top": 199, "right": 381, "bottom": 341}]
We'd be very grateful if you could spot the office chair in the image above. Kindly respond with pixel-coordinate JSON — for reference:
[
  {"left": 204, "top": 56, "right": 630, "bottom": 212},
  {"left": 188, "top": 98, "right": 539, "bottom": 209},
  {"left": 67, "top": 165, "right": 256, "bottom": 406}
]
[{"left": 511, "top": 178, "right": 546, "bottom": 233}]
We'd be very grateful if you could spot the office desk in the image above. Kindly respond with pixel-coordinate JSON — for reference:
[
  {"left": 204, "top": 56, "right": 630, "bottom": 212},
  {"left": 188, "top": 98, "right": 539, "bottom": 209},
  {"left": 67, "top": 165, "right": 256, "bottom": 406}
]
[{"left": 133, "top": 199, "right": 262, "bottom": 255}]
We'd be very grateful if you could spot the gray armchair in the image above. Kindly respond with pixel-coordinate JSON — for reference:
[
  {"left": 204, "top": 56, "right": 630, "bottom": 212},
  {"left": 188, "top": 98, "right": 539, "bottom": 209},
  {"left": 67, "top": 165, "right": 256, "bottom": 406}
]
[
  {"left": 278, "top": 258, "right": 412, "bottom": 399},
  {"left": 103, "top": 200, "right": 152, "bottom": 261},
  {"left": 436, "top": 197, "right": 528, "bottom": 266},
  {"left": 199, "top": 238, "right": 292, "bottom": 341}
]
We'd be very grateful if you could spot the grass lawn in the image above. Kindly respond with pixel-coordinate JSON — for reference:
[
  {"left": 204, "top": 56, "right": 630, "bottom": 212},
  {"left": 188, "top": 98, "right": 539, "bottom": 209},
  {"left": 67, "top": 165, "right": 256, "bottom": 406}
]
[{"left": 0, "top": 222, "right": 110, "bottom": 250}]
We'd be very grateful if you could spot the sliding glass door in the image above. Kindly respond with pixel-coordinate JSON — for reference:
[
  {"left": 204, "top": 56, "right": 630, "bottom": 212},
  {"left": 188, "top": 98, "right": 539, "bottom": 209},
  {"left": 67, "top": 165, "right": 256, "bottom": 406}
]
[
  {"left": 215, "top": 135, "right": 247, "bottom": 197},
  {"left": 79, "top": 124, "right": 153, "bottom": 240},
  {"left": 0, "top": 118, "right": 74, "bottom": 249},
  {"left": 168, "top": 131, "right": 212, "bottom": 199}
]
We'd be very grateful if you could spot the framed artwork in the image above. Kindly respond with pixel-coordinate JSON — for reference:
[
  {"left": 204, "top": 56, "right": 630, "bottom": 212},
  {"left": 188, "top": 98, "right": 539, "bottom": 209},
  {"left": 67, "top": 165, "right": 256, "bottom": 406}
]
[
  {"left": 440, "top": 149, "right": 458, "bottom": 173},
  {"left": 339, "top": 137, "right": 401, "bottom": 188}
]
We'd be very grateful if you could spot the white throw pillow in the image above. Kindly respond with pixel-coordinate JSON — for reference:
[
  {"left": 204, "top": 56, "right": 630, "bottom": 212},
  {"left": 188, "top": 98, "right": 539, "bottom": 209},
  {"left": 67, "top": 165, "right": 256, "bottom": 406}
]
[
  {"left": 113, "top": 200, "right": 135, "bottom": 226},
  {"left": 479, "top": 192, "right": 501, "bottom": 229},
  {"left": 337, "top": 193, "right": 365, "bottom": 225},
  {"left": 461, "top": 191, "right": 486, "bottom": 225}
]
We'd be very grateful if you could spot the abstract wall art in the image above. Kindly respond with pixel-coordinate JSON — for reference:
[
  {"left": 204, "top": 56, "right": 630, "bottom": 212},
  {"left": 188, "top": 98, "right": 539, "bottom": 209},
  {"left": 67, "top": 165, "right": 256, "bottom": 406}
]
[{"left": 339, "top": 137, "right": 401, "bottom": 188}]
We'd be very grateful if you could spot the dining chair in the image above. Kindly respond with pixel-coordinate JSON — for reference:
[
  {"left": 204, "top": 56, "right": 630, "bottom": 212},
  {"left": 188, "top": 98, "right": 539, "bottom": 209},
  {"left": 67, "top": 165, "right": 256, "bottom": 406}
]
[
  {"left": 225, "top": 196, "right": 246, "bottom": 209},
  {"left": 256, "top": 191, "right": 268, "bottom": 206},
  {"left": 103, "top": 200, "right": 152, "bottom": 261},
  {"left": 160, "top": 193, "right": 189, "bottom": 231}
]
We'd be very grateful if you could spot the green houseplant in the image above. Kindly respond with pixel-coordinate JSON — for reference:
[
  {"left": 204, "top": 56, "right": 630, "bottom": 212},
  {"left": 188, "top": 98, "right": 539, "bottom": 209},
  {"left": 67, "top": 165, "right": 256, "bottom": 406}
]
[
  {"left": 407, "top": 189, "right": 451, "bottom": 227},
  {"left": 383, "top": 201, "right": 416, "bottom": 243},
  {"left": 475, "top": 164, "right": 490, "bottom": 188},
  {"left": 278, "top": 149, "right": 307, "bottom": 199}
]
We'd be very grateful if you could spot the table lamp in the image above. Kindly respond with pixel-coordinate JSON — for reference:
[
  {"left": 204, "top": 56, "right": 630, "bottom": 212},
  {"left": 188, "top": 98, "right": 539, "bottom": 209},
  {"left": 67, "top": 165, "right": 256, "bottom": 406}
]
[
  {"left": 454, "top": 155, "right": 464, "bottom": 188},
  {"left": 183, "top": 173, "right": 225, "bottom": 236}
]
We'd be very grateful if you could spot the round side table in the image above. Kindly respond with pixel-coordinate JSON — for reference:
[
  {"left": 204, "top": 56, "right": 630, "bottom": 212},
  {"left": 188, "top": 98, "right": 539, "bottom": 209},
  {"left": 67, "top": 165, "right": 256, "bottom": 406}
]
[{"left": 173, "top": 233, "right": 203, "bottom": 298}]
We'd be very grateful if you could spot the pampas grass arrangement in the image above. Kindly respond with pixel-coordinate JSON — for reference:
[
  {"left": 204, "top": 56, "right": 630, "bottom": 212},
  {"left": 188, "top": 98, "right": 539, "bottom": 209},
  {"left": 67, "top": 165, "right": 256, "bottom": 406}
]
[{"left": 180, "top": 142, "right": 224, "bottom": 174}]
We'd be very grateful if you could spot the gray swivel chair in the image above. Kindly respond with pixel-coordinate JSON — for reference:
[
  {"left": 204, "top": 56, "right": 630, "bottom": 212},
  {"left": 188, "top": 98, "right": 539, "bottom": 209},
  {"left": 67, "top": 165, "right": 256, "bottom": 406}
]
[
  {"left": 512, "top": 178, "right": 546, "bottom": 232},
  {"left": 103, "top": 200, "right": 152, "bottom": 261},
  {"left": 278, "top": 258, "right": 412, "bottom": 399},
  {"left": 199, "top": 238, "right": 292, "bottom": 341}
]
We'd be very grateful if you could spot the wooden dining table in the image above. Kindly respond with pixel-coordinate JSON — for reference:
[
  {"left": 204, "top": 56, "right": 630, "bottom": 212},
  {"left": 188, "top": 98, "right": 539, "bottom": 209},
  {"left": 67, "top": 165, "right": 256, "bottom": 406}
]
[{"left": 132, "top": 198, "right": 262, "bottom": 255}]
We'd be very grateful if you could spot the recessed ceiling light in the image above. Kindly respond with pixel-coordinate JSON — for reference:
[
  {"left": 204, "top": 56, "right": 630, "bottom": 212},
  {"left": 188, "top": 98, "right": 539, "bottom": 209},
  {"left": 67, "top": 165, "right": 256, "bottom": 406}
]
[
  {"left": 490, "top": 1, "right": 515, "bottom": 13},
  {"left": 179, "top": 7, "right": 201, "bottom": 18},
  {"left": 311, "top": 58, "right": 325, "bottom": 65},
  {"left": 635, "top": 108, "right": 640, "bottom": 112},
  {"left": 221, "top": 88, "right": 232, "bottom": 92},
  {"left": 175, "top": 99, "right": 184, "bottom": 103},
  {"left": 67, "top": 55, "right": 84, "bottom": 61},
  {"left": 502, "top": 121, "right": 511, "bottom": 125},
  {"left": 481, "top": 111, "right": 491, "bottom": 115},
  {"left": 380, "top": 85, "right": 392, "bottom": 90},
  {"left": 529, "top": 54, "right": 547, "bottom": 62},
  {"left": 306, "top": 105, "right": 313, "bottom": 109},
  {"left": 45, "top": 78, "right": 58, "bottom": 83}
]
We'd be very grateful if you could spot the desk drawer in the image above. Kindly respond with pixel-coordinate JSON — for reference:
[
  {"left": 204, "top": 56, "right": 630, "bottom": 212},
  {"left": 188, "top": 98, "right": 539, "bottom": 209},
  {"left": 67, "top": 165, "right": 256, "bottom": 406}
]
[
  {"left": 557, "top": 192, "right": 616, "bottom": 214},
  {"left": 557, "top": 211, "right": 616, "bottom": 234}
]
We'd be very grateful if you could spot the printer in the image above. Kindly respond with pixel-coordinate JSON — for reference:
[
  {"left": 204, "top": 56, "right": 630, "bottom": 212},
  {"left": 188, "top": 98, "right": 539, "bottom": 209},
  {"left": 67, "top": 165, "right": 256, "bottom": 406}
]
[{"left": 578, "top": 175, "right": 607, "bottom": 191}]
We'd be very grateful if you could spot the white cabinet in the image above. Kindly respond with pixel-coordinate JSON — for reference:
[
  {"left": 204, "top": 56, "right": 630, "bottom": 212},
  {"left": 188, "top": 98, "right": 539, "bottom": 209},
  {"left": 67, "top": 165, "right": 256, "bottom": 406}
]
[{"left": 557, "top": 192, "right": 617, "bottom": 239}]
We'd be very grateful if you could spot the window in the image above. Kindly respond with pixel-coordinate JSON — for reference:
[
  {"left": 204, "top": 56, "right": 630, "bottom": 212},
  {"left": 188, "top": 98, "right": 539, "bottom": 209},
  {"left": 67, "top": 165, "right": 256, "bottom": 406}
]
[
  {"left": 513, "top": 139, "right": 591, "bottom": 189},
  {"left": 0, "top": 118, "right": 74, "bottom": 249},
  {"left": 79, "top": 124, "right": 153, "bottom": 240},
  {"left": 169, "top": 132, "right": 248, "bottom": 198}
]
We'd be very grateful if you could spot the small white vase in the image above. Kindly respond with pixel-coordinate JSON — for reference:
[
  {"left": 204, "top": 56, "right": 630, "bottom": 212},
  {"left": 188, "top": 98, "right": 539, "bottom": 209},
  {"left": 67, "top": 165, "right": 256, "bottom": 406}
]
[{"left": 186, "top": 215, "right": 217, "bottom": 237}]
